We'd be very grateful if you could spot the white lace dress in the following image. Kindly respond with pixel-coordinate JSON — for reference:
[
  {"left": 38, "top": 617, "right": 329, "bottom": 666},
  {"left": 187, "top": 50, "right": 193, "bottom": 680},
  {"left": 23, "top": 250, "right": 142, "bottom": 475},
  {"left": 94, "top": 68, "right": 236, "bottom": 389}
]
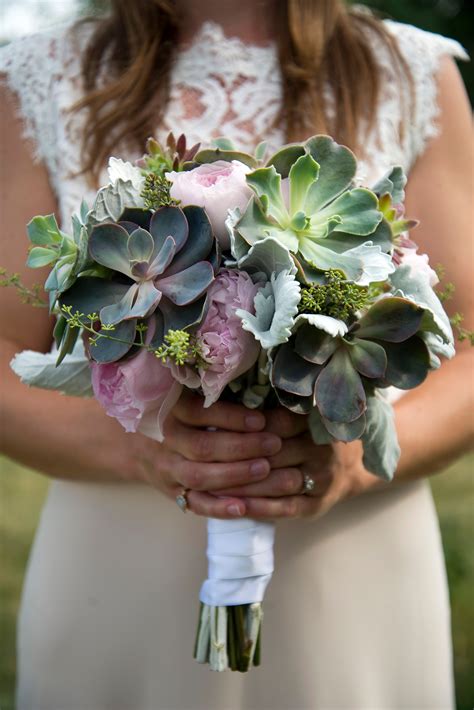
[{"left": 1, "top": 18, "right": 468, "bottom": 710}]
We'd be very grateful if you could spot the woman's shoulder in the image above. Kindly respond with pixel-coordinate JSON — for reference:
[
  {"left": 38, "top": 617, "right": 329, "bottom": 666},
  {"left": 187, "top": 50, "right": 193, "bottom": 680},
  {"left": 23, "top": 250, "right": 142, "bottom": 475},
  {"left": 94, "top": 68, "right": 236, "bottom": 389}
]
[{"left": 361, "top": 16, "right": 468, "bottom": 172}]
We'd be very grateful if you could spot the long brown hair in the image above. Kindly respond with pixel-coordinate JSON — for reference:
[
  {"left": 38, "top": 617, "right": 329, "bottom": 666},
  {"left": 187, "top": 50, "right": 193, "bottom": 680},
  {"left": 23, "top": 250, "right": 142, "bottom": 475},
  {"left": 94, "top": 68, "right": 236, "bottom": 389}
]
[{"left": 74, "top": 0, "right": 412, "bottom": 182}]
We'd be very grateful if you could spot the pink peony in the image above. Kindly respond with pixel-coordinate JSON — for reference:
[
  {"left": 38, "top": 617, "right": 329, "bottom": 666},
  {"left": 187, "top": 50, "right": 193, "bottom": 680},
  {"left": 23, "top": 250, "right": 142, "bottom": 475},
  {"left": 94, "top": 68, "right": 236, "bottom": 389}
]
[
  {"left": 398, "top": 247, "right": 439, "bottom": 287},
  {"left": 91, "top": 347, "right": 182, "bottom": 442},
  {"left": 196, "top": 269, "right": 261, "bottom": 407},
  {"left": 166, "top": 160, "right": 252, "bottom": 250}
]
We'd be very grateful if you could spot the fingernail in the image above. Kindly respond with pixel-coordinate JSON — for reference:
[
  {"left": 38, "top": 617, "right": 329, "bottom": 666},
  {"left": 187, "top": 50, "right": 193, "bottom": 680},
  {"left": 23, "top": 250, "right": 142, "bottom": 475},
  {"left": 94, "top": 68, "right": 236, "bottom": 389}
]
[
  {"left": 262, "top": 435, "right": 281, "bottom": 456},
  {"left": 250, "top": 460, "right": 269, "bottom": 478},
  {"left": 245, "top": 413, "right": 265, "bottom": 431},
  {"left": 227, "top": 503, "right": 244, "bottom": 516}
]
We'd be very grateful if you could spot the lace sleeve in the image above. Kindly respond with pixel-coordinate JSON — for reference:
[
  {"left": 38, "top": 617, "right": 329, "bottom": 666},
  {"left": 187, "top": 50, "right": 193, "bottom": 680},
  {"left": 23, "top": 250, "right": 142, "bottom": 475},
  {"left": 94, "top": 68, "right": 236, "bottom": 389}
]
[{"left": 384, "top": 21, "right": 469, "bottom": 170}]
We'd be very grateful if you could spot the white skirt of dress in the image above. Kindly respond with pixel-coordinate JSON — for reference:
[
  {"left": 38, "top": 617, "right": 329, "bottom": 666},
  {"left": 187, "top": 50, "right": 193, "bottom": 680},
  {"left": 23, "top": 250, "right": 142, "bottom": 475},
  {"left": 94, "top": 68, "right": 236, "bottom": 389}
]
[{"left": 16, "top": 478, "right": 454, "bottom": 710}]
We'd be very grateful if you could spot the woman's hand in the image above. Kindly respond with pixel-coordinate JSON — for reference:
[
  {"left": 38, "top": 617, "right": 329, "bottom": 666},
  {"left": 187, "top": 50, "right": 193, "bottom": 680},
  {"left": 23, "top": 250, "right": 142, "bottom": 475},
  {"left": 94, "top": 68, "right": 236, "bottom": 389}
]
[
  {"left": 133, "top": 393, "right": 282, "bottom": 518},
  {"left": 214, "top": 408, "right": 382, "bottom": 520}
]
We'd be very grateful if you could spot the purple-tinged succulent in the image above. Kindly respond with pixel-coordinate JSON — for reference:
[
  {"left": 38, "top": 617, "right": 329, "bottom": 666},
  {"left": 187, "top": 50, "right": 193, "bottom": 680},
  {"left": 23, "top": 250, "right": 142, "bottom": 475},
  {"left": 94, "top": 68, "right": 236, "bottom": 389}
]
[{"left": 270, "top": 297, "right": 430, "bottom": 441}]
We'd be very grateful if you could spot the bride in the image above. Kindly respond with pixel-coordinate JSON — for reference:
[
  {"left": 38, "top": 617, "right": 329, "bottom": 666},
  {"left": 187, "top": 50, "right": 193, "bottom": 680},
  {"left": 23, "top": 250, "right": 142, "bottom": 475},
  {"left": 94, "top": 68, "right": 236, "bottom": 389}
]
[{"left": 1, "top": 0, "right": 472, "bottom": 708}]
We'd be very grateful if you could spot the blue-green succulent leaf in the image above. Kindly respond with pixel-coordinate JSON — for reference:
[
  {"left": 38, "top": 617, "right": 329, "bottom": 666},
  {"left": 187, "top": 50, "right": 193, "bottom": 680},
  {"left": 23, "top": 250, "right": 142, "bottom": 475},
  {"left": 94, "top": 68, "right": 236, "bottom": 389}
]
[
  {"left": 127, "top": 227, "right": 154, "bottom": 262},
  {"left": 298, "top": 238, "right": 365, "bottom": 281},
  {"left": 390, "top": 265, "right": 454, "bottom": 346},
  {"left": 361, "top": 393, "right": 400, "bottom": 480},
  {"left": 127, "top": 280, "right": 162, "bottom": 320},
  {"left": 27, "top": 214, "right": 63, "bottom": 246},
  {"left": 149, "top": 206, "right": 189, "bottom": 254},
  {"left": 309, "top": 188, "right": 382, "bottom": 238},
  {"left": 380, "top": 336, "right": 430, "bottom": 389},
  {"left": 308, "top": 407, "right": 334, "bottom": 444},
  {"left": 89, "top": 223, "right": 133, "bottom": 277},
  {"left": 354, "top": 296, "right": 424, "bottom": 343},
  {"left": 271, "top": 341, "right": 320, "bottom": 397},
  {"left": 315, "top": 347, "right": 366, "bottom": 423},
  {"left": 100, "top": 284, "right": 139, "bottom": 325},
  {"left": 148, "top": 235, "right": 177, "bottom": 277},
  {"left": 90, "top": 319, "right": 137, "bottom": 363},
  {"left": 27, "top": 247, "right": 58, "bottom": 268},
  {"left": 237, "top": 270, "right": 300, "bottom": 349},
  {"left": 165, "top": 206, "right": 213, "bottom": 276},
  {"left": 294, "top": 323, "right": 339, "bottom": 365},
  {"left": 157, "top": 261, "right": 214, "bottom": 305},
  {"left": 346, "top": 338, "right": 387, "bottom": 378},
  {"left": 266, "top": 144, "right": 305, "bottom": 178},
  {"left": 372, "top": 166, "right": 406, "bottom": 203},
  {"left": 304, "top": 135, "right": 357, "bottom": 210},
  {"left": 246, "top": 165, "right": 289, "bottom": 225},
  {"left": 59, "top": 277, "right": 131, "bottom": 316},
  {"left": 323, "top": 412, "right": 367, "bottom": 442},
  {"left": 289, "top": 153, "right": 320, "bottom": 214}
]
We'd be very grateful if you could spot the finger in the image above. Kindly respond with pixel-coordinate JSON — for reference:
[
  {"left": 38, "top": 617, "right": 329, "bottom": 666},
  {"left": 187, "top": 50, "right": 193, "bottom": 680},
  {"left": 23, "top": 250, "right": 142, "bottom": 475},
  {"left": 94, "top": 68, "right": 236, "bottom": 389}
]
[
  {"left": 187, "top": 491, "right": 247, "bottom": 519},
  {"left": 264, "top": 407, "right": 309, "bottom": 439},
  {"left": 175, "top": 457, "right": 270, "bottom": 491},
  {"left": 268, "top": 433, "right": 324, "bottom": 469},
  {"left": 242, "top": 495, "right": 318, "bottom": 520},
  {"left": 166, "top": 419, "right": 282, "bottom": 463},
  {"left": 214, "top": 467, "right": 304, "bottom": 498},
  {"left": 173, "top": 392, "right": 266, "bottom": 432}
]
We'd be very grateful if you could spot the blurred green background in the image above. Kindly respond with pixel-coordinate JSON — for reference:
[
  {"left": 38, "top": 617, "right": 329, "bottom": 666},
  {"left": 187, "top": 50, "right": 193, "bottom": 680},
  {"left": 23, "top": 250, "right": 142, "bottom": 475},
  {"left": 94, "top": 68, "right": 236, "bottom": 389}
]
[{"left": 0, "top": 0, "right": 473, "bottom": 708}]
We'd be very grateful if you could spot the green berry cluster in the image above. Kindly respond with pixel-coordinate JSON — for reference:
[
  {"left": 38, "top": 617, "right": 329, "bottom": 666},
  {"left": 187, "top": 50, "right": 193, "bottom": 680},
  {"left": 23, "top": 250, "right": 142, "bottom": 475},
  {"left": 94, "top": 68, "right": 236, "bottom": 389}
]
[
  {"left": 141, "top": 174, "right": 180, "bottom": 210},
  {"left": 298, "top": 270, "right": 369, "bottom": 321}
]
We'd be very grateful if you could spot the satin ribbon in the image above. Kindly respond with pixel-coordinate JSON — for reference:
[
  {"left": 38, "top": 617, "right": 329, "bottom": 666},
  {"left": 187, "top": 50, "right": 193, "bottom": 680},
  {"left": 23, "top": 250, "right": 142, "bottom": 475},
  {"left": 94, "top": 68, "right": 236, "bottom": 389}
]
[{"left": 199, "top": 518, "right": 276, "bottom": 606}]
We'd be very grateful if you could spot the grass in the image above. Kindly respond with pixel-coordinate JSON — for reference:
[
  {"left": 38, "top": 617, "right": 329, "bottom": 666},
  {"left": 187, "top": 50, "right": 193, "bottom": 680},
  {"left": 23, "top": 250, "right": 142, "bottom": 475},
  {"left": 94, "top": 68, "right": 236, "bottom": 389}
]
[{"left": 0, "top": 454, "right": 473, "bottom": 709}]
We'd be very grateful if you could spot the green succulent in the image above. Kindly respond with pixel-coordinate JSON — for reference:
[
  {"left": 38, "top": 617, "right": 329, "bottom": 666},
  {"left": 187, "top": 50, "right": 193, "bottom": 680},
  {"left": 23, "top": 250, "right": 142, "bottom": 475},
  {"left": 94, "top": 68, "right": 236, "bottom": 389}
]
[{"left": 231, "top": 135, "right": 397, "bottom": 285}]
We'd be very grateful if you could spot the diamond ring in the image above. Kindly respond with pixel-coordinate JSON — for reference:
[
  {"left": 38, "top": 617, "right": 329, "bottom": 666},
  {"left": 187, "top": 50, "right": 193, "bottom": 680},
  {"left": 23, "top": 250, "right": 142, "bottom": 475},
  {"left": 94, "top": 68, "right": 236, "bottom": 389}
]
[
  {"left": 176, "top": 489, "right": 189, "bottom": 513},
  {"left": 302, "top": 474, "right": 315, "bottom": 495}
]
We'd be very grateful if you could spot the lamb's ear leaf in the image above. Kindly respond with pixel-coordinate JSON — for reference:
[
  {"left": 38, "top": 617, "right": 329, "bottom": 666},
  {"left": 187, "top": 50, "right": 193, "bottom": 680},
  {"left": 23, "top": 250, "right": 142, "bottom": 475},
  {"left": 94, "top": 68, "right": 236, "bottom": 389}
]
[
  {"left": 10, "top": 342, "right": 93, "bottom": 397},
  {"left": 308, "top": 407, "right": 334, "bottom": 445},
  {"left": 361, "top": 394, "right": 400, "bottom": 480}
]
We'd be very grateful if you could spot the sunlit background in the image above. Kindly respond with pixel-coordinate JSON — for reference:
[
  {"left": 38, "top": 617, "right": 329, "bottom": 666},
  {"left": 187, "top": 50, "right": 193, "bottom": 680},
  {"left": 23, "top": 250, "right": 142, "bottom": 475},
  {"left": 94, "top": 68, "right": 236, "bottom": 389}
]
[{"left": 0, "top": 1, "right": 473, "bottom": 709}]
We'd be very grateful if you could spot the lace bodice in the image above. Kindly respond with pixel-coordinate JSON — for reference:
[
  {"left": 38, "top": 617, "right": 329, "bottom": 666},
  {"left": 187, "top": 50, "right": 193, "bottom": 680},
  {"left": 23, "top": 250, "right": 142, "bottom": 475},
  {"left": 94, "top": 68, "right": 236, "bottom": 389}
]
[{"left": 0, "top": 17, "right": 468, "bottom": 228}]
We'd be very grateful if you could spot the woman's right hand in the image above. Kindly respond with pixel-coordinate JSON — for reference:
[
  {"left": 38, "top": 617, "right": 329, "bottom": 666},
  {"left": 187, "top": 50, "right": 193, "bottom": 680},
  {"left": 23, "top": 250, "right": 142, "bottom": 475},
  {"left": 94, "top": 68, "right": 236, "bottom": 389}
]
[{"left": 132, "top": 392, "right": 282, "bottom": 519}]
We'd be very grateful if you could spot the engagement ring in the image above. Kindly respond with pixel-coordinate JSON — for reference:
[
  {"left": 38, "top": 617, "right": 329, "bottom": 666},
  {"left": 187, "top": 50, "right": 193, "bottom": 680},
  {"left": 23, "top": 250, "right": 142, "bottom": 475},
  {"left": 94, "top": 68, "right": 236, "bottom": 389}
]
[
  {"left": 302, "top": 475, "right": 315, "bottom": 495},
  {"left": 176, "top": 489, "right": 189, "bottom": 513}
]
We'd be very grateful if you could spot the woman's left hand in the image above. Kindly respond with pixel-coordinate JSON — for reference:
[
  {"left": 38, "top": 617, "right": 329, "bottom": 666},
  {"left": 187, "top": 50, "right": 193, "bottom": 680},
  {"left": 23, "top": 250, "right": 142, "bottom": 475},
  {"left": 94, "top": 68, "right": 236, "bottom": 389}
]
[{"left": 214, "top": 407, "right": 383, "bottom": 520}]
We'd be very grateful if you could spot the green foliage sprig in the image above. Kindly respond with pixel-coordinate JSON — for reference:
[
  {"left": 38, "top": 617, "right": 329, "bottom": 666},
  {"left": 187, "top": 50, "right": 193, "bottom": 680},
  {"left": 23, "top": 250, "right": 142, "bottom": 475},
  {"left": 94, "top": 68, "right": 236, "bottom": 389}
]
[
  {"left": 435, "top": 264, "right": 474, "bottom": 345},
  {"left": 0, "top": 268, "right": 47, "bottom": 307}
]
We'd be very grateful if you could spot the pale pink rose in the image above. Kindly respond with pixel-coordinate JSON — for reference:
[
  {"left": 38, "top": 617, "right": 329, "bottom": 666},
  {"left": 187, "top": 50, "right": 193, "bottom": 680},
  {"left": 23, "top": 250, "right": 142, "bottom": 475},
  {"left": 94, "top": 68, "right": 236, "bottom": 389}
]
[
  {"left": 91, "top": 348, "right": 182, "bottom": 442},
  {"left": 399, "top": 247, "right": 439, "bottom": 287},
  {"left": 196, "top": 269, "right": 261, "bottom": 407},
  {"left": 166, "top": 161, "right": 252, "bottom": 249}
]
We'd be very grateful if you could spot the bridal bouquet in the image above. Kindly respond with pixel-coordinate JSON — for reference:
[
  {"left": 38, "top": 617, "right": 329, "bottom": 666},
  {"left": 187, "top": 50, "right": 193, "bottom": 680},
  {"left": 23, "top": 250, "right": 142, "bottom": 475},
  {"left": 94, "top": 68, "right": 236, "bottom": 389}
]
[{"left": 9, "top": 133, "right": 455, "bottom": 671}]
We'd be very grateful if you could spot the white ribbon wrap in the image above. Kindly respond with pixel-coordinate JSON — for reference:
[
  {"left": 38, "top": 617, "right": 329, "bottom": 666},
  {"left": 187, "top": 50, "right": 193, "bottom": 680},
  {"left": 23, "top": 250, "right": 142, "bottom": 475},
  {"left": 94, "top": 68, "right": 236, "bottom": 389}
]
[{"left": 199, "top": 518, "right": 276, "bottom": 606}]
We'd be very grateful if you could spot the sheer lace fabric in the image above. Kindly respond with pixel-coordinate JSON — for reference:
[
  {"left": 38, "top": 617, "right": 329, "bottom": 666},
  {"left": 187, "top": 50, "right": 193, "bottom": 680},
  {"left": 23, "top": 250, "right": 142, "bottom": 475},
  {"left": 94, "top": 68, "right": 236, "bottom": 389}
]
[{"left": 0, "top": 19, "right": 467, "bottom": 228}]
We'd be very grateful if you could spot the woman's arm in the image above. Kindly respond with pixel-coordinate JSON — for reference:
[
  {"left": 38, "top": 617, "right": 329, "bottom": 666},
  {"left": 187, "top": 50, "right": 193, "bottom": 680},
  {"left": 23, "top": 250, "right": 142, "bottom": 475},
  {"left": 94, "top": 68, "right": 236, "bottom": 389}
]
[
  {"left": 213, "top": 57, "right": 474, "bottom": 520},
  {"left": 0, "top": 84, "right": 280, "bottom": 517}
]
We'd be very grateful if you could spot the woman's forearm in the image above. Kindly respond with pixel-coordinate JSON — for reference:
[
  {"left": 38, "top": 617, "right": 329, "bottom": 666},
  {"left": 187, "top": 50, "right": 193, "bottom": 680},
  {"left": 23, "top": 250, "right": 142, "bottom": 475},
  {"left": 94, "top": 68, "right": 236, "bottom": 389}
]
[
  {"left": 393, "top": 349, "right": 473, "bottom": 482},
  {"left": 0, "top": 338, "right": 149, "bottom": 482}
]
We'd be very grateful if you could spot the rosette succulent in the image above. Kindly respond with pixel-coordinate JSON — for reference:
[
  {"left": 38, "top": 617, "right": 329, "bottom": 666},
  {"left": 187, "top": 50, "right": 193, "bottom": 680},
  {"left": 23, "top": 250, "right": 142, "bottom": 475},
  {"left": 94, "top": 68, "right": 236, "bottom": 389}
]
[
  {"left": 60, "top": 205, "right": 219, "bottom": 363},
  {"left": 270, "top": 297, "right": 432, "bottom": 442},
  {"left": 230, "top": 135, "right": 396, "bottom": 285}
]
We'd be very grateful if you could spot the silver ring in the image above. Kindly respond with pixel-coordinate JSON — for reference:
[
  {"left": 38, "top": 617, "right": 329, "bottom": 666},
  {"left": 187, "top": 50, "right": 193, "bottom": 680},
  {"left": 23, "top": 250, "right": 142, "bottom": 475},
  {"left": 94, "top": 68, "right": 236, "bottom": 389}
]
[
  {"left": 302, "top": 474, "right": 315, "bottom": 495},
  {"left": 175, "top": 489, "right": 189, "bottom": 513}
]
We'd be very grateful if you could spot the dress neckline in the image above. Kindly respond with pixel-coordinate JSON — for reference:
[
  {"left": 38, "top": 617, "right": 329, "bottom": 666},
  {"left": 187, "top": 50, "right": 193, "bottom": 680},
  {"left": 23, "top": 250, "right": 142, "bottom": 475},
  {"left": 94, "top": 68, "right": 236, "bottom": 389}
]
[{"left": 177, "top": 20, "right": 277, "bottom": 58}]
